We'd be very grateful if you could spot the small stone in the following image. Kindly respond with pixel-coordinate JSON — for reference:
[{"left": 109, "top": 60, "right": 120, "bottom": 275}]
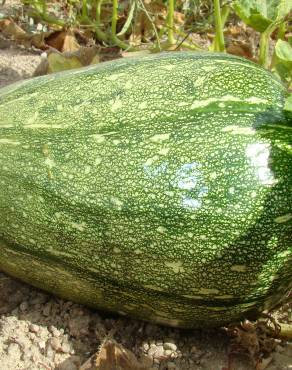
[
  {"left": 164, "top": 349, "right": 173, "bottom": 357},
  {"left": 43, "top": 302, "right": 52, "bottom": 316},
  {"left": 46, "top": 344, "right": 55, "bottom": 360},
  {"left": 29, "top": 323, "right": 39, "bottom": 333},
  {"left": 49, "top": 325, "right": 61, "bottom": 337},
  {"left": 28, "top": 332, "right": 36, "bottom": 340},
  {"left": 36, "top": 23, "right": 43, "bottom": 31},
  {"left": 156, "top": 340, "right": 163, "bottom": 346},
  {"left": 142, "top": 342, "right": 149, "bottom": 352},
  {"left": 167, "top": 362, "right": 176, "bottom": 370},
  {"left": 19, "top": 301, "right": 28, "bottom": 312},
  {"left": 164, "top": 342, "right": 177, "bottom": 352},
  {"left": 31, "top": 353, "right": 39, "bottom": 363},
  {"left": 61, "top": 342, "right": 71, "bottom": 353},
  {"left": 7, "top": 343, "right": 20, "bottom": 357},
  {"left": 148, "top": 346, "right": 158, "bottom": 357},
  {"left": 50, "top": 337, "right": 61, "bottom": 351},
  {"left": 190, "top": 345, "right": 198, "bottom": 354},
  {"left": 38, "top": 340, "right": 46, "bottom": 350},
  {"left": 149, "top": 345, "right": 164, "bottom": 359}
]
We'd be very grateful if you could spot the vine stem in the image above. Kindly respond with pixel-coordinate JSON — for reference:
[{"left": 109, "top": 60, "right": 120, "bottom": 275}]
[
  {"left": 93, "top": 0, "right": 108, "bottom": 43},
  {"left": 41, "top": 0, "right": 46, "bottom": 16},
  {"left": 214, "top": 0, "right": 225, "bottom": 52},
  {"left": 167, "top": 0, "right": 175, "bottom": 45},
  {"left": 111, "top": 0, "right": 118, "bottom": 35},
  {"left": 259, "top": 20, "right": 281, "bottom": 68},
  {"left": 96, "top": 0, "right": 103, "bottom": 24},
  {"left": 82, "top": 0, "right": 88, "bottom": 20},
  {"left": 111, "top": 0, "right": 134, "bottom": 50}
]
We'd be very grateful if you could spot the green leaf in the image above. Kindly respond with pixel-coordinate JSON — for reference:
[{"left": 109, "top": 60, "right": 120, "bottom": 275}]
[
  {"left": 284, "top": 94, "right": 292, "bottom": 112},
  {"left": 275, "top": 39, "right": 292, "bottom": 62},
  {"left": 233, "top": 0, "right": 290, "bottom": 32},
  {"left": 284, "top": 94, "right": 292, "bottom": 122},
  {"left": 276, "top": 0, "right": 292, "bottom": 19},
  {"left": 272, "top": 40, "right": 292, "bottom": 86},
  {"left": 246, "top": 13, "right": 271, "bottom": 32}
]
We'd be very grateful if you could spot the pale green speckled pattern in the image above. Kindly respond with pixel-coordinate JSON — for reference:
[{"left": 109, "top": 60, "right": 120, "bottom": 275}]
[{"left": 0, "top": 52, "right": 291, "bottom": 327}]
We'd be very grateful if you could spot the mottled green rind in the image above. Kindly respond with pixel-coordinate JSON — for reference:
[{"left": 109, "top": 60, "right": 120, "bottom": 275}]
[{"left": 0, "top": 52, "right": 291, "bottom": 328}]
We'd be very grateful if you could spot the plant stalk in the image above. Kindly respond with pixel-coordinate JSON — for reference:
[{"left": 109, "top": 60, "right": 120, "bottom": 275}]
[
  {"left": 96, "top": 0, "right": 103, "bottom": 23},
  {"left": 167, "top": 0, "right": 175, "bottom": 45},
  {"left": 40, "top": 0, "right": 46, "bottom": 16},
  {"left": 221, "top": 4, "right": 230, "bottom": 28},
  {"left": 259, "top": 20, "right": 281, "bottom": 68},
  {"left": 214, "top": 0, "right": 225, "bottom": 52},
  {"left": 110, "top": 0, "right": 133, "bottom": 50},
  {"left": 82, "top": 0, "right": 88, "bottom": 20},
  {"left": 93, "top": 0, "right": 108, "bottom": 43},
  {"left": 111, "top": 0, "right": 118, "bottom": 35}
]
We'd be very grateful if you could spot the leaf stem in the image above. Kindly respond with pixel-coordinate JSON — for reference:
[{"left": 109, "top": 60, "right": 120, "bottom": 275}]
[
  {"left": 110, "top": 0, "right": 134, "bottom": 50},
  {"left": 96, "top": 0, "right": 103, "bottom": 23},
  {"left": 111, "top": 0, "right": 118, "bottom": 35},
  {"left": 259, "top": 20, "right": 281, "bottom": 68},
  {"left": 167, "top": 0, "right": 175, "bottom": 45},
  {"left": 93, "top": 0, "right": 108, "bottom": 43},
  {"left": 82, "top": 0, "right": 88, "bottom": 20},
  {"left": 213, "top": 0, "right": 225, "bottom": 52}
]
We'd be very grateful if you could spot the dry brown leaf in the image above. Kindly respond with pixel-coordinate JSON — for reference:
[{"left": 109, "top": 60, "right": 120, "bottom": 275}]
[
  {"left": 227, "top": 42, "right": 253, "bottom": 60},
  {"left": 0, "top": 18, "right": 54, "bottom": 49},
  {"left": 0, "top": 18, "right": 26, "bottom": 40},
  {"left": 47, "top": 52, "right": 82, "bottom": 73},
  {"left": 45, "top": 30, "right": 67, "bottom": 51},
  {"left": 80, "top": 339, "right": 151, "bottom": 370},
  {"left": 61, "top": 30, "right": 80, "bottom": 52},
  {"left": 226, "top": 25, "right": 242, "bottom": 37},
  {"left": 45, "top": 29, "right": 80, "bottom": 52},
  {"left": 34, "top": 46, "right": 102, "bottom": 76},
  {"left": 174, "top": 11, "right": 185, "bottom": 25}
]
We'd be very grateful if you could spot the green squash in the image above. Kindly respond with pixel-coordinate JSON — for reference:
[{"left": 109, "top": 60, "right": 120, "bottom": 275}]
[{"left": 0, "top": 52, "right": 291, "bottom": 328}]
